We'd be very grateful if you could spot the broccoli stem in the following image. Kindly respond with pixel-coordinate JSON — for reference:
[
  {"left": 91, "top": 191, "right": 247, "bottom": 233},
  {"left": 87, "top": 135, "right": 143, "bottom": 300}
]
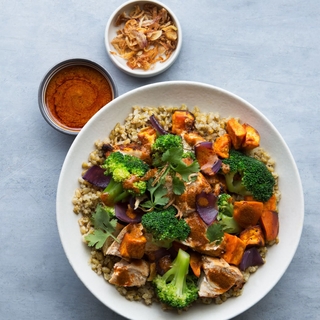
[
  {"left": 102, "top": 178, "right": 129, "bottom": 206},
  {"left": 162, "top": 249, "right": 190, "bottom": 294}
]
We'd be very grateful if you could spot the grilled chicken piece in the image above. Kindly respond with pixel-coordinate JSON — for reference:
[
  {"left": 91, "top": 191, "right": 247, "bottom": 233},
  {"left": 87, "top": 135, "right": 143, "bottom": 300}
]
[
  {"left": 109, "top": 258, "right": 149, "bottom": 287},
  {"left": 182, "top": 212, "right": 226, "bottom": 257},
  {"left": 204, "top": 174, "right": 227, "bottom": 196},
  {"left": 175, "top": 172, "right": 212, "bottom": 216},
  {"left": 198, "top": 256, "right": 244, "bottom": 298}
]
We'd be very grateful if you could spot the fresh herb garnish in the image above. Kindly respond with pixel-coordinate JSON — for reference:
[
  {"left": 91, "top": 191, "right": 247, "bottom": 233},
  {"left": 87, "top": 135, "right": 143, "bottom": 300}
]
[
  {"left": 85, "top": 204, "right": 119, "bottom": 249},
  {"left": 206, "top": 223, "right": 225, "bottom": 244}
]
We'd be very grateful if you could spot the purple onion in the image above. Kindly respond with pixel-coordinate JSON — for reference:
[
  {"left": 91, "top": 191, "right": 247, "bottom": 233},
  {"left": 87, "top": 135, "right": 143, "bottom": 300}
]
[
  {"left": 194, "top": 141, "right": 222, "bottom": 175},
  {"left": 82, "top": 165, "right": 111, "bottom": 189},
  {"left": 196, "top": 192, "right": 218, "bottom": 225},
  {"left": 239, "top": 247, "right": 264, "bottom": 271},
  {"left": 149, "top": 114, "right": 168, "bottom": 135},
  {"left": 115, "top": 202, "right": 144, "bottom": 224}
]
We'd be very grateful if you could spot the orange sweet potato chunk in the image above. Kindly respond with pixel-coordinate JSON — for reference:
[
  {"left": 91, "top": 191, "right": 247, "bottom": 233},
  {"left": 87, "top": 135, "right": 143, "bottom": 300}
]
[
  {"left": 213, "top": 134, "right": 231, "bottom": 158},
  {"left": 222, "top": 233, "right": 246, "bottom": 266},
  {"left": 233, "top": 201, "right": 264, "bottom": 229},
  {"left": 240, "top": 225, "right": 265, "bottom": 247},
  {"left": 241, "top": 123, "right": 260, "bottom": 150},
  {"left": 171, "top": 110, "right": 195, "bottom": 134},
  {"left": 226, "top": 118, "right": 246, "bottom": 149},
  {"left": 260, "top": 210, "right": 279, "bottom": 242},
  {"left": 119, "top": 226, "right": 147, "bottom": 259},
  {"left": 183, "top": 131, "right": 206, "bottom": 146},
  {"left": 137, "top": 126, "right": 157, "bottom": 145},
  {"left": 189, "top": 251, "right": 202, "bottom": 277}
]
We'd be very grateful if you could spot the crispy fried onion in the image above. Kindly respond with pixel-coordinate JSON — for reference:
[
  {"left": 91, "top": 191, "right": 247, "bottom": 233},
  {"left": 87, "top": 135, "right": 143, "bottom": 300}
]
[{"left": 111, "top": 4, "right": 178, "bottom": 70}]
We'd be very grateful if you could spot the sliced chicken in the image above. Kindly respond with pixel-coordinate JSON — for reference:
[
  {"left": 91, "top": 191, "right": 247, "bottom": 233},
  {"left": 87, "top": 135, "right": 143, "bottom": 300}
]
[
  {"left": 109, "top": 258, "right": 150, "bottom": 287},
  {"left": 182, "top": 212, "right": 226, "bottom": 257},
  {"left": 175, "top": 172, "right": 212, "bottom": 216},
  {"left": 198, "top": 256, "right": 244, "bottom": 298}
]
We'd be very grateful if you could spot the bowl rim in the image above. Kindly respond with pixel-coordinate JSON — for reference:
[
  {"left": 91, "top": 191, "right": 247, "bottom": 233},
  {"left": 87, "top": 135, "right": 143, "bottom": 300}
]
[
  {"left": 57, "top": 80, "right": 304, "bottom": 320},
  {"left": 105, "top": 0, "right": 182, "bottom": 78},
  {"left": 38, "top": 58, "right": 118, "bottom": 135}
]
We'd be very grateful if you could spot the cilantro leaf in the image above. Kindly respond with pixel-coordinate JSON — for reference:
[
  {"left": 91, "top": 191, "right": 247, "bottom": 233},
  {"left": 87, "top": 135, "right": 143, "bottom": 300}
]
[
  {"left": 172, "top": 176, "right": 185, "bottom": 195},
  {"left": 140, "top": 180, "right": 169, "bottom": 210},
  {"left": 85, "top": 229, "right": 109, "bottom": 249},
  {"left": 85, "top": 205, "right": 118, "bottom": 249},
  {"left": 206, "top": 223, "right": 224, "bottom": 244}
]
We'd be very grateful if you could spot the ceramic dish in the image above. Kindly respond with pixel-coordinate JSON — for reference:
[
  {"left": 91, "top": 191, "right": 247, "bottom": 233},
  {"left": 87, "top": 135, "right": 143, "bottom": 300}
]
[
  {"left": 105, "top": 0, "right": 182, "bottom": 77},
  {"left": 57, "top": 81, "right": 304, "bottom": 320}
]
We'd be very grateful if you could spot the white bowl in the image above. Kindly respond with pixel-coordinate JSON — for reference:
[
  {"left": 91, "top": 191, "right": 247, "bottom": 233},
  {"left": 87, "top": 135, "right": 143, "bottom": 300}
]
[
  {"left": 57, "top": 81, "right": 304, "bottom": 320},
  {"left": 105, "top": 0, "right": 182, "bottom": 77}
]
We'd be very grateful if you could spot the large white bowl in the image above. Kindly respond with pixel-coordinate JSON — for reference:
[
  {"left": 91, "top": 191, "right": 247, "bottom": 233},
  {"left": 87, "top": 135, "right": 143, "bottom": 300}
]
[{"left": 57, "top": 81, "right": 304, "bottom": 320}]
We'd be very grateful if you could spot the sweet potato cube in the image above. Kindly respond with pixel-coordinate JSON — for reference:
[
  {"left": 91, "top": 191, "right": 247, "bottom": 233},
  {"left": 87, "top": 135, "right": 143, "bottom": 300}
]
[
  {"left": 233, "top": 201, "right": 264, "bottom": 229},
  {"left": 222, "top": 233, "right": 246, "bottom": 266},
  {"left": 213, "top": 134, "right": 231, "bottom": 158},
  {"left": 263, "top": 194, "right": 277, "bottom": 211},
  {"left": 119, "top": 231, "right": 147, "bottom": 259},
  {"left": 171, "top": 110, "right": 195, "bottom": 134},
  {"left": 240, "top": 225, "right": 265, "bottom": 247},
  {"left": 226, "top": 118, "right": 246, "bottom": 149},
  {"left": 241, "top": 123, "right": 260, "bottom": 150},
  {"left": 189, "top": 251, "right": 202, "bottom": 277},
  {"left": 183, "top": 131, "right": 206, "bottom": 146},
  {"left": 260, "top": 210, "right": 279, "bottom": 242},
  {"left": 137, "top": 126, "right": 157, "bottom": 145}
]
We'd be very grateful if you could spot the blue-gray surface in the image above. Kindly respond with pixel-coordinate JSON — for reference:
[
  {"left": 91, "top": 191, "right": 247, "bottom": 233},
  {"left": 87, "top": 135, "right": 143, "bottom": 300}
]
[{"left": 0, "top": 0, "right": 319, "bottom": 319}]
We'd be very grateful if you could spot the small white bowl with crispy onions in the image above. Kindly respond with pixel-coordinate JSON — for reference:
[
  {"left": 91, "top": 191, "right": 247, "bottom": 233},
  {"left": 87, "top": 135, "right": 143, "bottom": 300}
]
[{"left": 105, "top": 0, "right": 182, "bottom": 77}]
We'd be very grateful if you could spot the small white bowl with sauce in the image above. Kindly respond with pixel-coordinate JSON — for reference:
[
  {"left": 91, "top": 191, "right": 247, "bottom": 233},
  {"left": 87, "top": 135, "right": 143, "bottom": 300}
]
[
  {"left": 38, "top": 58, "right": 118, "bottom": 135},
  {"left": 105, "top": 0, "right": 182, "bottom": 77}
]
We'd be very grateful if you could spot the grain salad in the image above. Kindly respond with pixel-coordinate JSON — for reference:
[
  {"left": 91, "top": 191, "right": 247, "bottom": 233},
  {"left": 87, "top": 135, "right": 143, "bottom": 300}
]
[{"left": 72, "top": 105, "right": 280, "bottom": 312}]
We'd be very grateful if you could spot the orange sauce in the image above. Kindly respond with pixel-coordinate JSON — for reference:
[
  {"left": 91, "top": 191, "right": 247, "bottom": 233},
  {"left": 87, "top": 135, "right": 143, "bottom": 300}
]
[{"left": 45, "top": 65, "right": 113, "bottom": 129}]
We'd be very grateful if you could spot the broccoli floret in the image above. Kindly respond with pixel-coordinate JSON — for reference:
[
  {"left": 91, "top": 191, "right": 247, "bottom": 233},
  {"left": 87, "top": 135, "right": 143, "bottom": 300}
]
[
  {"left": 217, "top": 193, "right": 241, "bottom": 234},
  {"left": 182, "top": 151, "right": 196, "bottom": 160},
  {"left": 221, "top": 149, "right": 275, "bottom": 202},
  {"left": 151, "top": 134, "right": 183, "bottom": 166},
  {"left": 217, "top": 193, "right": 234, "bottom": 217},
  {"left": 141, "top": 206, "right": 190, "bottom": 245},
  {"left": 102, "top": 151, "right": 149, "bottom": 181},
  {"left": 100, "top": 151, "right": 149, "bottom": 205},
  {"left": 153, "top": 249, "right": 198, "bottom": 309}
]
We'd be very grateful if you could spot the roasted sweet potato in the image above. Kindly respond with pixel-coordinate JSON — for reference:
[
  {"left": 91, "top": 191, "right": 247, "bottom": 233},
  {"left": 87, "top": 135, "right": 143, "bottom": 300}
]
[
  {"left": 226, "top": 118, "right": 246, "bottom": 149},
  {"left": 263, "top": 194, "right": 277, "bottom": 211},
  {"left": 119, "top": 225, "right": 147, "bottom": 259},
  {"left": 171, "top": 110, "right": 195, "bottom": 134},
  {"left": 240, "top": 225, "right": 265, "bottom": 247},
  {"left": 183, "top": 131, "right": 206, "bottom": 146},
  {"left": 260, "top": 210, "right": 279, "bottom": 242},
  {"left": 241, "top": 123, "right": 260, "bottom": 150},
  {"left": 222, "top": 233, "right": 246, "bottom": 265},
  {"left": 189, "top": 251, "right": 202, "bottom": 277},
  {"left": 137, "top": 126, "right": 157, "bottom": 145},
  {"left": 213, "top": 134, "right": 231, "bottom": 158},
  {"left": 233, "top": 201, "right": 264, "bottom": 229}
]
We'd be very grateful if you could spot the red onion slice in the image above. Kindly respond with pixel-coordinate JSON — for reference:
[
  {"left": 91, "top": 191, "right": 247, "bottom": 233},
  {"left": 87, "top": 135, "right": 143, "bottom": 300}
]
[
  {"left": 195, "top": 142, "right": 221, "bottom": 175},
  {"left": 196, "top": 191, "right": 218, "bottom": 225},
  {"left": 239, "top": 247, "right": 264, "bottom": 271},
  {"left": 149, "top": 114, "right": 168, "bottom": 135},
  {"left": 82, "top": 165, "right": 111, "bottom": 189},
  {"left": 115, "top": 202, "right": 144, "bottom": 223}
]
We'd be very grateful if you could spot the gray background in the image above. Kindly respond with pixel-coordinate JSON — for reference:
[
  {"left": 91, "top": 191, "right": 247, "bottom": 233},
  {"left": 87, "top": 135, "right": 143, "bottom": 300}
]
[{"left": 1, "top": 0, "right": 319, "bottom": 319}]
